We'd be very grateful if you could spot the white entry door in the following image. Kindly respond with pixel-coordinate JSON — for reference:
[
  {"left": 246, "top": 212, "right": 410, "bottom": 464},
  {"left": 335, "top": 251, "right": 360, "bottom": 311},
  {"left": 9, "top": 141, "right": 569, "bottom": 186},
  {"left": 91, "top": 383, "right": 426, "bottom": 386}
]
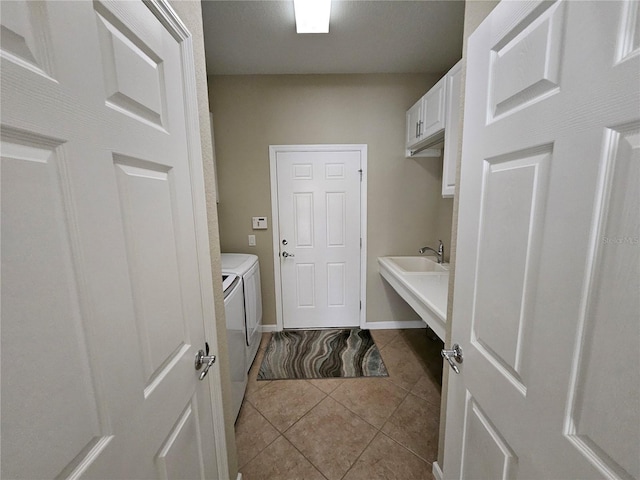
[
  {"left": 1, "top": 1, "right": 226, "bottom": 479},
  {"left": 443, "top": 1, "right": 639, "bottom": 479},
  {"left": 270, "top": 145, "right": 365, "bottom": 329}
]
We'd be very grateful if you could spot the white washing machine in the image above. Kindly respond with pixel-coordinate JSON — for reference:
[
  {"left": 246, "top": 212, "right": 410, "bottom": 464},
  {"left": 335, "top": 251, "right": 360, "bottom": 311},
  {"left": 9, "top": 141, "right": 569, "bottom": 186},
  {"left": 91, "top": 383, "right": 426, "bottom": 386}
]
[
  {"left": 221, "top": 254, "right": 263, "bottom": 369},
  {"left": 222, "top": 273, "right": 247, "bottom": 421}
]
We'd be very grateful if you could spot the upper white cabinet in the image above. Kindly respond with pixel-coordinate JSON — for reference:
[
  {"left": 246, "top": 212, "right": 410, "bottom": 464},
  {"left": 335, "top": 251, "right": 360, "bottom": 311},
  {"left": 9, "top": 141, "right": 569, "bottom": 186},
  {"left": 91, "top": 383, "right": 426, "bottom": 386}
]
[
  {"left": 406, "top": 99, "right": 422, "bottom": 147},
  {"left": 405, "top": 76, "right": 446, "bottom": 152},
  {"left": 442, "top": 61, "right": 462, "bottom": 197},
  {"left": 405, "top": 60, "right": 463, "bottom": 197},
  {"left": 420, "top": 75, "right": 447, "bottom": 142}
]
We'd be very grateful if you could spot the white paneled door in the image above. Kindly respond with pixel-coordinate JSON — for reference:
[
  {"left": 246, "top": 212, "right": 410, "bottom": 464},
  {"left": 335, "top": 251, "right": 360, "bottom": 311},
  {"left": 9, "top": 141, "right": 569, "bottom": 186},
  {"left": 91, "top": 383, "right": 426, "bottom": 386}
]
[
  {"left": 1, "top": 1, "right": 226, "bottom": 479},
  {"left": 444, "top": 1, "right": 639, "bottom": 479},
  {"left": 271, "top": 145, "right": 365, "bottom": 329}
]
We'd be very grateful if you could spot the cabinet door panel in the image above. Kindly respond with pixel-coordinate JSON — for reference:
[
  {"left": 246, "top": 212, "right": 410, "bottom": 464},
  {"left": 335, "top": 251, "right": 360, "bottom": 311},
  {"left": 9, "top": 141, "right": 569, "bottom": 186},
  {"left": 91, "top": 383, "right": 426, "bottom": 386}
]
[
  {"left": 443, "top": 61, "right": 462, "bottom": 197},
  {"left": 406, "top": 99, "right": 422, "bottom": 148},
  {"left": 421, "top": 76, "right": 446, "bottom": 140}
]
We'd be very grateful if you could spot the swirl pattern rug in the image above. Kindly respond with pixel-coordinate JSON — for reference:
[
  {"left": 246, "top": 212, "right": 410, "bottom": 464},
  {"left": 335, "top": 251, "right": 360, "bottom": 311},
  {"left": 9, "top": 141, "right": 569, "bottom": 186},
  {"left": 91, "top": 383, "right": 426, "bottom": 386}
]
[{"left": 257, "top": 328, "right": 388, "bottom": 380}]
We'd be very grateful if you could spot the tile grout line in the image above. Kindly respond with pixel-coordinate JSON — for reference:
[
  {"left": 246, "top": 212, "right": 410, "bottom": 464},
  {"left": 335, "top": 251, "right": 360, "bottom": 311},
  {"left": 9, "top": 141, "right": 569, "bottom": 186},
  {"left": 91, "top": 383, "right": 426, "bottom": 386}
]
[
  {"left": 331, "top": 366, "right": 412, "bottom": 480},
  {"left": 252, "top": 379, "right": 328, "bottom": 435},
  {"left": 327, "top": 379, "right": 411, "bottom": 432},
  {"left": 371, "top": 329, "right": 401, "bottom": 348},
  {"left": 308, "top": 379, "right": 343, "bottom": 395},
  {"left": 277, "top": 396, "right": 332, "bottom": 480},
  {"left": 280, "top": 427, "right": 331, "bottom": 480},
  {"left": 410, "top": 384, "right": 444, "bottom": 409},
  {"left": 235, "top": 400, "right": 282, "bottom": 471},
  {"left": 282, "top": 389, "right": 376, "bottom": 480},
  {"left": 238, "top": 430, "right": 329, "bottom": 480},
  {"left": 332, "top": 380, "right": 438, "bottom": 474},
  {"left": 378, "top": 382, "right": 412, "bottom": 433},
  {"left": 278, "top": 380, "right": 328, "bottom": 434},
  {"left": 240, "top": 330, "right": 440, "bottom": 478},
  {"left": 404, "top": 389, "right": 441, "bottom": 424},
  {"left": 286, "top": 437, "right": 330, "bottom": 480},
  {"left": 379, "top": 390, "right": 440, "bottom": 464},
  {"left": 237, "top": 390, "right": 330, "bottom": 478},
  {"left": 378, "top": 429, "right": 434, "bottom": 468},
  {"left": 236, "top": 431, "right": 281, "bottom": 473},
  {"left": 338, "top": 433, "right": 378, "bottom": 480}
]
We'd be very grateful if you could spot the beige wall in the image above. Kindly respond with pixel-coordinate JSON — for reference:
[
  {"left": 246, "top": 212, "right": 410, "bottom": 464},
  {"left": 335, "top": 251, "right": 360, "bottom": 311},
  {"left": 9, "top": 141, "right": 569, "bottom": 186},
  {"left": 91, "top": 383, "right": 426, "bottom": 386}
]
[
  {"left": 437, "top": 0, "right": 500, "bottom": 470},
  {"left": 168, "top": 1, "right": 238, "bottom": 478},
  {"left": 209, "top": 74, "right": 455, "bottom": 328}
]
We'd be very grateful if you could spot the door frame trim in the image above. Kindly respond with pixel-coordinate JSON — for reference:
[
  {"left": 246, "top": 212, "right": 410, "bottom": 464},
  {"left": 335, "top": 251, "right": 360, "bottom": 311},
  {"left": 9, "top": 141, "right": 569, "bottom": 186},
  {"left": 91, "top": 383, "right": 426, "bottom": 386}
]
[
  {"left": 146, "top": 1, "right": 229, "bottom": 477},
  {"left": 269, "top": 144, "right": 368, "bottom": 331}
]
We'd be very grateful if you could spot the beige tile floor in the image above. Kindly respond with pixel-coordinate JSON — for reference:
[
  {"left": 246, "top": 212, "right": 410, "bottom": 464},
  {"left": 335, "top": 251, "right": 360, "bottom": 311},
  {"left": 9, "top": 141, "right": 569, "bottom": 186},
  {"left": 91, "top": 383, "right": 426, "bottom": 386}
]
[{"left": 235, "top": 329, "right": 444, "bottom": 480}]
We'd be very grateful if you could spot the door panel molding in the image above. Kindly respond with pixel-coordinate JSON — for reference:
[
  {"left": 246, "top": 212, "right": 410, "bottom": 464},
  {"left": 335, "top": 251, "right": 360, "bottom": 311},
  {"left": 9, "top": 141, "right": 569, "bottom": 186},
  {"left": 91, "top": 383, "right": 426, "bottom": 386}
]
[
  {"left": 143, "top": 1, "right": 230, "bottom": 476},
  {"left": 443, "top": 1, "right": 639, "bottom": 478},
  {"left": 1, "top": 1, "right": 229, "bottom": 477},
  {"left": 269, "top": 144, "right": 367, "bottom": 331},
  {"left": 460, "top": 393, "right": 518, "bottom": 480},
  {"left": 564, "top": 122, "right": 639, "bottom": 480}
]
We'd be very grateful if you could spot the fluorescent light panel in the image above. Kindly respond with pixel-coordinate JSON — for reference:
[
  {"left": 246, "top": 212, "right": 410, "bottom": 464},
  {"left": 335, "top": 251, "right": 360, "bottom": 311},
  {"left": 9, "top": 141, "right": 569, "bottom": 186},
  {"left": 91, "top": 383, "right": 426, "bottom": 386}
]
[{"left": 294, "top": 0, "right": 331, "bottom": 34}]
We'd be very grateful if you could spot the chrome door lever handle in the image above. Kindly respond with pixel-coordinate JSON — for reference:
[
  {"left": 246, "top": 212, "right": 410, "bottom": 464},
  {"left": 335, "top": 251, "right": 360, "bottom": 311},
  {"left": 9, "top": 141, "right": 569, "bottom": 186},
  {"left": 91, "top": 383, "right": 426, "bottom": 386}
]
[
  {"left": 282, "top": 251, "right": 295, "bottom": 258},
  {"left": 441, "top": 344, "right": 463, "bottom": 374},
  {"left": 195, "top": 349, "right": 216, "bottom": 380}
]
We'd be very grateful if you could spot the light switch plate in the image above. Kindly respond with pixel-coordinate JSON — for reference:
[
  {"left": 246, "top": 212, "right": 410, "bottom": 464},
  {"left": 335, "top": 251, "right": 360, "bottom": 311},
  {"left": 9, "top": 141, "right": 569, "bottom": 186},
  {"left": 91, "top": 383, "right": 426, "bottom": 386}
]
[
  {"left": 252, "top": 216, "right": 268, "bottom": 230},
  {"left": 248, "top": 235, "right": 256, "bottom": 246}
]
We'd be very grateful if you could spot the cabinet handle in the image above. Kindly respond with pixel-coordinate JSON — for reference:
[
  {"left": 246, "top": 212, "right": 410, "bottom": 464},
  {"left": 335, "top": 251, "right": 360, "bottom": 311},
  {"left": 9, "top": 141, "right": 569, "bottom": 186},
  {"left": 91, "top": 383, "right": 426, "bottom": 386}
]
[
  {"left": 419, "top": 120, "right": 423, "bottom": 137},
  {"left": 415, "top": 122, "right": 419, "bottom": 138}
]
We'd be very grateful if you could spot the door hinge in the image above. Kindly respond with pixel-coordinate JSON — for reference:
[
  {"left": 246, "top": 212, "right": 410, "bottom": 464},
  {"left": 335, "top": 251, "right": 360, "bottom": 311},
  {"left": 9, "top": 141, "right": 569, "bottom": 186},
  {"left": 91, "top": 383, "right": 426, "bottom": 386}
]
[
  {"left": 359, "top": 301, "right": 362, "bottom": 310},
  {"left": 358, "top": 169, "right": 363, "bottom": 181},
  {"left": 360, "top": 238, "right": 362, "bottom": 248}
]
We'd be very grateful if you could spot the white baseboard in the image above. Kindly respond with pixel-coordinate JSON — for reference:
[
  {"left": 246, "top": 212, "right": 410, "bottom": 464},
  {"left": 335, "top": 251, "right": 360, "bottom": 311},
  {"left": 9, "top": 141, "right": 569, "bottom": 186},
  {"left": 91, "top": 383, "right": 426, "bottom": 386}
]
[
  {"left": 364, "top": 320, "right": 426, "bottom": 330},
  {"left": 432, "top": 461, "right": 443, "bottom": 480},
  {"left": 263, "top": 321, "right": 424, "bottom": 331}
]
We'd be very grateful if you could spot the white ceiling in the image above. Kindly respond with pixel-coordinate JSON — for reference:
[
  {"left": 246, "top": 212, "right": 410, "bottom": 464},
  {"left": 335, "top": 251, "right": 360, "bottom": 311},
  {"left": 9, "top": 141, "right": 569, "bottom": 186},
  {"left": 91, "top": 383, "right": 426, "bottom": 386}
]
[{"left": 201, "top": 0, "right": 465, "bottom": 75}]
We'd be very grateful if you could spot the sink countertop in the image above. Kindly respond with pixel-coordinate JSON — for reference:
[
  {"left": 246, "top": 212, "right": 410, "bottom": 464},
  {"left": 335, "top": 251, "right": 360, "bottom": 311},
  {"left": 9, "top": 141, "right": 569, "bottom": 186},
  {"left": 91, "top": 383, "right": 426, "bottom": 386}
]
[{"left": 377, "top": 256, "right": 449, "bottom": 341}]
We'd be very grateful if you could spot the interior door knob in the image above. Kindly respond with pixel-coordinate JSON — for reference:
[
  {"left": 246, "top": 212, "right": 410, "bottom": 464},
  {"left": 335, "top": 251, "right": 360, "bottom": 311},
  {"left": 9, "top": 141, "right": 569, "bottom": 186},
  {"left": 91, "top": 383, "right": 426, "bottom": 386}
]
[
  {"left": 195, "top": 349, "right": 216, "bottom": 380},
  {"left": 282, "top": 251, "right": 295, "bottom": 258},
  {"left": 442, "top": 344, "right": 463, "bottom": 374}
]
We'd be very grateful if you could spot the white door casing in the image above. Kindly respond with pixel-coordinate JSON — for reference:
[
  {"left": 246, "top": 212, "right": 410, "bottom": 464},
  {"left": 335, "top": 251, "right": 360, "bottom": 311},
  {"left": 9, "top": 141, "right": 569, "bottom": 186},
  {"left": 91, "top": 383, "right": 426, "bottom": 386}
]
[
  {"left": 1, "top": 1, "right": 228, "bottom": 478},
  {"left": 444, "top": 1, "right": 639, "bottom": 479},
  {"left": 270, "top": 145, "right": 367, "bottom": 330}
]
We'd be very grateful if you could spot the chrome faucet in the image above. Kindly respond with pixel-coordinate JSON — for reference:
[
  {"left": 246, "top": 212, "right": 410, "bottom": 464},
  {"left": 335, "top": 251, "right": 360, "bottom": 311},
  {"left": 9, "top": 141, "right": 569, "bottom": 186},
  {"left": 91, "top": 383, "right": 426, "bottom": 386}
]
[{"left": 419, "top": 240, "right": 444, "bottom": 264}]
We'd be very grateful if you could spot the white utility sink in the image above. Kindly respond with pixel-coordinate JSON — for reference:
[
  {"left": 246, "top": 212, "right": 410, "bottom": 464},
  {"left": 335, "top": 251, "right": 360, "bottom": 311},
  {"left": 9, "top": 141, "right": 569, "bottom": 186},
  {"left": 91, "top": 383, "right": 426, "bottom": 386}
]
[
  {"left": 378, "top": 256, "right": 449, "bottom": 341},
  {"left": 384, "top": 256, "right": 449, "bottom": 273}
]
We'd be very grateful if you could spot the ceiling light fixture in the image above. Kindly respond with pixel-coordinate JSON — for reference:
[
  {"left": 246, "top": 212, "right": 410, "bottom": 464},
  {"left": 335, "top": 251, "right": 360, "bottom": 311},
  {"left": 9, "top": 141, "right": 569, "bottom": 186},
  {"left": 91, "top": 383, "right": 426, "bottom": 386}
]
[{"left": 294, "top": 0, "right": 331, "bottom": 34}]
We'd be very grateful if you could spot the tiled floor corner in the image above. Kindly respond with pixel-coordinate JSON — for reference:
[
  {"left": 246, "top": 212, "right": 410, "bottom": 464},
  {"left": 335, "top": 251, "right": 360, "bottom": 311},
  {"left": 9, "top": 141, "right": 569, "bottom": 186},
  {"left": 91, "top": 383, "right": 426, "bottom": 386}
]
[
  {"left": 284, "top": 396, "right": 377, "bottom": 480},
  {"left": 235, "top": 328, "right": 443, "bottom": 480}
]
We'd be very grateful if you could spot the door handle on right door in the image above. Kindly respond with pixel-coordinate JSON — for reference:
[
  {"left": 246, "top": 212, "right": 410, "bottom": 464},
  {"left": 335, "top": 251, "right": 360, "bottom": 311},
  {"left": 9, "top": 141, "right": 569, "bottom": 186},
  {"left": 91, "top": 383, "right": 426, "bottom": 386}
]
[
  {"left": 442, "top": 343, "right": 463, "bottom": 374},
  {"left": 195, "top": 348, "right": 216, "bottom": 380},
  {"left": 281, "top": 251, "right": 295, "bottom": 258}
]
